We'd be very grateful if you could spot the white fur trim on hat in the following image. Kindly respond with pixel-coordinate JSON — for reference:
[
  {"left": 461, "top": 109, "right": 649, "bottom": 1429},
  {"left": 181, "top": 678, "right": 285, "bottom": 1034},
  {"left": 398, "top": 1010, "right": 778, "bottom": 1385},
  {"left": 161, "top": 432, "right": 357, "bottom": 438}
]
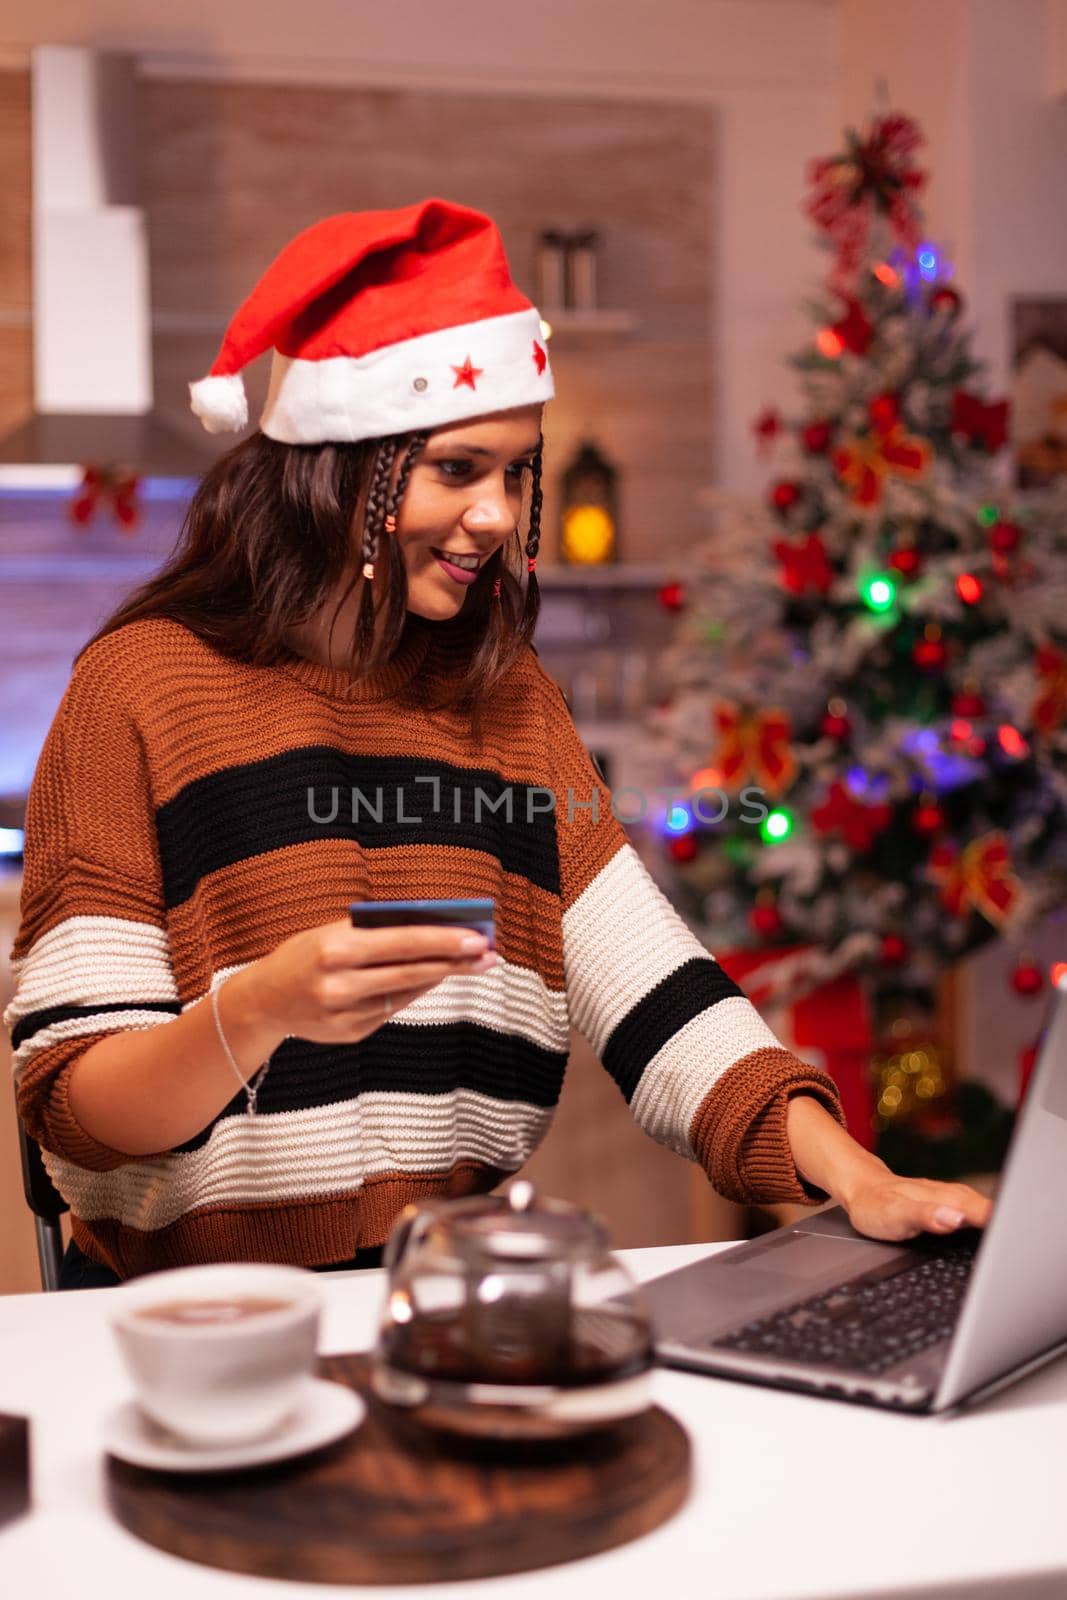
[
  {"left": 189, "top": 373, "right": 249, "bottom": 434},
  {"left": 259, "top": 308, "right": 553, "bottom": 445}
]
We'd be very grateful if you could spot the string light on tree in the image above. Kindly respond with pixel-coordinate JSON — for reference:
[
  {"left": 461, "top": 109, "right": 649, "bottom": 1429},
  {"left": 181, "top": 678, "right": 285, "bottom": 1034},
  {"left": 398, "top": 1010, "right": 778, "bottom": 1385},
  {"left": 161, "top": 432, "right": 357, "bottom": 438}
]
[
  {"left": 759, "top": 806, "right": 795, "bottom": 845},
  {"left": 859, "top": 571, "right": 898, "bottom": 614}
]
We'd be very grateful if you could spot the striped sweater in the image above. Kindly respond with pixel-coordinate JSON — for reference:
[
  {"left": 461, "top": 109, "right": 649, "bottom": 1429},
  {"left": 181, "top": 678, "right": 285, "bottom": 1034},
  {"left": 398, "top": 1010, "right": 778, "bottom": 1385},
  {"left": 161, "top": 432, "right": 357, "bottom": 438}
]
[{"left": 6, "top": 615, "right": 844, "bottom": 1278}]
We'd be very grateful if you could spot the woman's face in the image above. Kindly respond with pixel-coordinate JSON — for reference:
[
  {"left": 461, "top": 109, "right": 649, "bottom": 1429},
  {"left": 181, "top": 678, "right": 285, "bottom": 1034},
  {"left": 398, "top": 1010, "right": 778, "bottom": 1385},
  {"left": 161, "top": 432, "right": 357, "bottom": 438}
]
[{"left": 391, "top": 405, "right": 543, "bottom": 621}]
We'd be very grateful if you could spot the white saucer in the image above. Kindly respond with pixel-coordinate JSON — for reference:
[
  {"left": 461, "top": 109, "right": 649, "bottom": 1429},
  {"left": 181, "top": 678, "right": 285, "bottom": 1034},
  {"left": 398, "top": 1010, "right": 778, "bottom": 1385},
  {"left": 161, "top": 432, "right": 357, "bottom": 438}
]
[{"left": 103, "top": 1377, "right": 365, "bottom": 1473}]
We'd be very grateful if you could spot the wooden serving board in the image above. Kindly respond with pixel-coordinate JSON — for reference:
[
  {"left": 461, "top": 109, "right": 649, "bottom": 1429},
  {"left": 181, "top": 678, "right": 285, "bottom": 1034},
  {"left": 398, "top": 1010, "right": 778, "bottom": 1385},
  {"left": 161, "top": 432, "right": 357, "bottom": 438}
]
[{"left": 106, "top": 1353, "right": 691, "bottom": 1586}]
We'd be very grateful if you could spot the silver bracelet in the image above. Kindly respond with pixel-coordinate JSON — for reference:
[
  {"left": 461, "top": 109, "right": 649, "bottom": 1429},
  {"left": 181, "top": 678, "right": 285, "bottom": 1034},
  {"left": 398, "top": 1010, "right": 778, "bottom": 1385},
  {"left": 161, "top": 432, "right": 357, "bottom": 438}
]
[{"left": 210, "top": 975, "right": 271, "bottom": 1117}]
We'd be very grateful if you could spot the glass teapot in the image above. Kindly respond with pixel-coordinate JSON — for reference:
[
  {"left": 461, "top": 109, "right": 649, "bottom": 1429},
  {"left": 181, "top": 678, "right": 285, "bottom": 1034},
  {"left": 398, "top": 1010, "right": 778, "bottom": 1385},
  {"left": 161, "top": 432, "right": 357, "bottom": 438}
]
[{"left": 371, "top": 1180, "right": 654, "bottom": 1440}]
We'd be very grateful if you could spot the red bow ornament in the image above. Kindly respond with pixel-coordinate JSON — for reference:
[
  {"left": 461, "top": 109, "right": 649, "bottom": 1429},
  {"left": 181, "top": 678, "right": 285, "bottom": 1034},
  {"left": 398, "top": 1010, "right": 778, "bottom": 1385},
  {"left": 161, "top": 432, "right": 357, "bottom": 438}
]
[
  {"left": 929, "top": 831, "right": 1021, "bottom": 927},
  {"left": 811, "top": 778, "right": 891, "bottom": 853},
  {"left": 773, "top": 533, "right": 834, "bottom": 595},
  {"left": 951, "top": 391, "right": 1009, "bottom": 454},
  {"left": 70, "top": 464, "right": 141, "bottom": 531},
  {"left": 1032, "top": 643, "right": 1067, "bottom": 735},
  {"left": 832, "top": 394, "right": 931, "bottom": 507},
  {"left": 805, "top": 113, "right": 926, "bottom": 292},
  {"left": 714, "top": 703, "right": 796, "bottom": 798}
]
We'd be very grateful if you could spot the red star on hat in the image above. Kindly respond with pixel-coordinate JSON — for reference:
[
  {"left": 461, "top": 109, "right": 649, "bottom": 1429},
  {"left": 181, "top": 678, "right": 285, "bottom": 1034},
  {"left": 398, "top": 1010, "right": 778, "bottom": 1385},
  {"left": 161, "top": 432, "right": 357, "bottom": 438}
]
[
  {"left": 532, "top": 340, "right": 547, "bottom": 375},
  {"left": 451, "top": 355, "right": 483, "bottom": 390}
]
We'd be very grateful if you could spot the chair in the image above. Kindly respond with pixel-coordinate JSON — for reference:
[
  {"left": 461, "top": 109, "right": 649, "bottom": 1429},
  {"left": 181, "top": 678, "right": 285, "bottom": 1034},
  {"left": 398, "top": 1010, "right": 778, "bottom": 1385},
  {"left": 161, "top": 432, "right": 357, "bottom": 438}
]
[{"left": 15, "top": 1112, "right": 68, "bottom": 1291}]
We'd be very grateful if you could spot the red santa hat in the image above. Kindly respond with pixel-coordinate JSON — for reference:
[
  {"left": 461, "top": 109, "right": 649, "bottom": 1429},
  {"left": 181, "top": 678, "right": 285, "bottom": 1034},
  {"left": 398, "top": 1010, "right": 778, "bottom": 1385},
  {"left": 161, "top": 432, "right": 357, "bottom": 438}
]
[{"left": 189, "top": 198, "right": 554, "bottom": 445}]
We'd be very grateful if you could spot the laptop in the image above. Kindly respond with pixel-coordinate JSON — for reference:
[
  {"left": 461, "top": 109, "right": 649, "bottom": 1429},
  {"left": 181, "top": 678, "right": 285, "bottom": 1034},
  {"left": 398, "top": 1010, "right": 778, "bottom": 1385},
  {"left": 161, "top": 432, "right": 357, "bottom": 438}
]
[{"left": 641, "top": 979, "right": 1067, "bottom": 1414}]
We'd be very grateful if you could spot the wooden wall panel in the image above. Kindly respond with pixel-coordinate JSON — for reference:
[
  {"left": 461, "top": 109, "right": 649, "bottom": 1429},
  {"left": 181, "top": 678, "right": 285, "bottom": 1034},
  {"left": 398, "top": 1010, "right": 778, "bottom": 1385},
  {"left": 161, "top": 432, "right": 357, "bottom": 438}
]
[{"left": 0, "top": 71, "right": 32, "bottom": 436}]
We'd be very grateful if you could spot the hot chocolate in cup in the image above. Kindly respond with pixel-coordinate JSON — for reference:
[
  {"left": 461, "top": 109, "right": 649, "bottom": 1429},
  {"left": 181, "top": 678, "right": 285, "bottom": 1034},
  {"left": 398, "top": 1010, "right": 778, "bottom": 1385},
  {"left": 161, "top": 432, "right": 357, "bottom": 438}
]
[{"left": 111, "top": 1263, "right": 323, "bottom": 1447}]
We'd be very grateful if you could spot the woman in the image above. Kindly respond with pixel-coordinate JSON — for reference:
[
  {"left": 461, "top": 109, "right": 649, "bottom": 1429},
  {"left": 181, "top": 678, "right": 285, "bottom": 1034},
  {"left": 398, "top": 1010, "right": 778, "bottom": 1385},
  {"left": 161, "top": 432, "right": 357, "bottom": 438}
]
[{"left": 6, "top": 199, "right": 990, "bottom": 1288}]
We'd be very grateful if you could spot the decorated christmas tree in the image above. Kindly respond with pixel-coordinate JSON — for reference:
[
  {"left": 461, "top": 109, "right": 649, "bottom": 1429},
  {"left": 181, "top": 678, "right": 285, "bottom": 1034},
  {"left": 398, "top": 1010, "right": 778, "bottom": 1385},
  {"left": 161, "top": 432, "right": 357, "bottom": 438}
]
[{"left": 654, "top": 112, "right": 1067, "bottom": 1171}]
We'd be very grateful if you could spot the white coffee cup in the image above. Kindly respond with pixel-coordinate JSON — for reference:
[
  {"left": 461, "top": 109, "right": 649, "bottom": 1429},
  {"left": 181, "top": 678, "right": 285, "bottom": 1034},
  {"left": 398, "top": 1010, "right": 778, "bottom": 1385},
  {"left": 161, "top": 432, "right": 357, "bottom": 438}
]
[{"left": 110, "top": 1263, "right": 323, "bottom": 1447}]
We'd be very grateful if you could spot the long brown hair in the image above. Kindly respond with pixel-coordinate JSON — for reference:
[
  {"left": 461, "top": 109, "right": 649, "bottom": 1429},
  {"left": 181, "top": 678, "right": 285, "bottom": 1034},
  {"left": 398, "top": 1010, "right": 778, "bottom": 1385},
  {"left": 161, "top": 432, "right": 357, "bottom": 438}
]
[{"left": 82, "top": 429, "right": 544, "bottom": 718}]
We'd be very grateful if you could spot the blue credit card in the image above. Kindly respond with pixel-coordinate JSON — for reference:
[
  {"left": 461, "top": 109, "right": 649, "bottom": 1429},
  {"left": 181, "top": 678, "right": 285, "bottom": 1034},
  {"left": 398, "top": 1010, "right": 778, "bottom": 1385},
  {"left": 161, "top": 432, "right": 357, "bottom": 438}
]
[{"left": 348, "top": 898, "right": 496, "bottom": 949}]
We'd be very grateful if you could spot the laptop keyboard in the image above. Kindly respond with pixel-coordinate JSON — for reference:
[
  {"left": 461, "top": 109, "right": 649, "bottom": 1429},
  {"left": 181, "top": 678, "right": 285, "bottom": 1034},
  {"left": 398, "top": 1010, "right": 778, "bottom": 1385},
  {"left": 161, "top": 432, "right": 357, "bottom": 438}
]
[{"left": 713, "top": 1231, "right": 980, "bottom": 1376}]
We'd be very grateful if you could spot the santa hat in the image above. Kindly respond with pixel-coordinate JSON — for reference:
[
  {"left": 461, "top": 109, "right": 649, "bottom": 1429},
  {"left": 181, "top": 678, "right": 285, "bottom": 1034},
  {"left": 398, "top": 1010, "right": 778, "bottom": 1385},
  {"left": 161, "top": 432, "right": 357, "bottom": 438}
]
[{"left": 189, "top": 198, "right": 554, "bottom": 444}]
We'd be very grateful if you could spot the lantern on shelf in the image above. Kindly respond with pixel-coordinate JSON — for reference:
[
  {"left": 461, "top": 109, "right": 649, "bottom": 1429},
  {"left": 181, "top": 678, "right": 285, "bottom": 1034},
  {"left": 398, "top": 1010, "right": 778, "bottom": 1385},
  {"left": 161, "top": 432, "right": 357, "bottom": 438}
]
[{"left": 559, "top": 440, "right": 619, "bottom": 565}]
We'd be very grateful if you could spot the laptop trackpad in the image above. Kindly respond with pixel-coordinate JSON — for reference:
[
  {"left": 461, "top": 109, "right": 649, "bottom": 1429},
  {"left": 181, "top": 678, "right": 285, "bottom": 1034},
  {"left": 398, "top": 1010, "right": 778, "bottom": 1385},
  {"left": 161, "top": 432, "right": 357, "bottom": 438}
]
[{"left": 734, "top": 1232, "right": 903, "bottom": 1279}]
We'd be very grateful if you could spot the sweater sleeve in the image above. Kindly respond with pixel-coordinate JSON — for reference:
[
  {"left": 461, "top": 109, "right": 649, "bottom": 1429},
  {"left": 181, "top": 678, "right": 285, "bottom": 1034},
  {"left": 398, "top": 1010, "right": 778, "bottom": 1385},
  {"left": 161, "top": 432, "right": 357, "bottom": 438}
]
[
  {"left": 3, "top": 646, "right": 181, "bottom": 1171},
  {"left": 534, "top": 662, "right": 846, "bottom": 1206}
]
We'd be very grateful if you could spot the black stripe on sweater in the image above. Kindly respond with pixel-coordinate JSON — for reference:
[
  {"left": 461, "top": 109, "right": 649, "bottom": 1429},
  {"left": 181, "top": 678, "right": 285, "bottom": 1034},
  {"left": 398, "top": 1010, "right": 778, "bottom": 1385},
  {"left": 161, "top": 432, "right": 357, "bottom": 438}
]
[
  {"left": 155, "top": 748, "right": 561, "bottom": 910},
  {"left": 171, "top": 1020, "right": 569, "bottom": 1153},
  {"left": 10, "top": 999, "right": 182, "bottom": 1051},
  {"left": 601, "top": 957, "right": 745, "bottom": 1103}
]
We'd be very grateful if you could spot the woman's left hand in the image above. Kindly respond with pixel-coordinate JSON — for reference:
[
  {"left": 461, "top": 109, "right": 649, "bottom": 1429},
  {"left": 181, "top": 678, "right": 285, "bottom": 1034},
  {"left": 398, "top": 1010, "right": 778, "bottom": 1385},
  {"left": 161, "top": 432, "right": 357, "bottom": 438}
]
[{"left": 842, "top": 1172, "right": 993, "bottom": 1242}]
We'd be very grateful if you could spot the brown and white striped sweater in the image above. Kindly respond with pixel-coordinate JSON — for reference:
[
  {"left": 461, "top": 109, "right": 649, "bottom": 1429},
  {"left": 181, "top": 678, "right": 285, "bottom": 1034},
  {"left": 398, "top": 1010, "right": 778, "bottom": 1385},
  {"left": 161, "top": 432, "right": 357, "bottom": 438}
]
[{"left": 6, "top": 615, "right": 844, "bottom": 1278}]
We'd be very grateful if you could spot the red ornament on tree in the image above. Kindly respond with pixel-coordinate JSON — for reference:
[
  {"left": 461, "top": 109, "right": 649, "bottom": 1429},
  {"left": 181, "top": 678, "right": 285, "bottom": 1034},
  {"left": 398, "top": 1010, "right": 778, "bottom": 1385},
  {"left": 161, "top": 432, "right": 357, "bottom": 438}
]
[
  {"left": 801, "top": 419, "right": 833, "bottom": 454},
  {"left": 912, "top": 798, "right": 945, "bottom": 836},
  {"left": 749, "top": 895, "right": 784, "bottom": 940},
  {"left": 753, "top": 407, "right": 782, "bottom": 454},
  {"left": 820, "top": 698, "right": 851, "bottom": 741},
  {"left": 869, "top": 393, "right": 899, "bottom": 433},
  {"left": 989, "top": 520, "right": 1021, "bottom": 554},
  {"left": 951, "top": 685, "right": 987, "bottom": 718},
  {"left": 880, "top": 932, "right": 910, "bottom": 967},
  {"left": 1011, "top": 957, "right": 1043, "bottom": 998},
  {"left": 770, "top": 480, "right": 802, "bottom": 515},
  {"left": 929, "top": 285, "right": 962, "bottom": 317},
  {"left": 887, "top": 545, "right": 922, "bottom": 579},
  {"left": 913, "top": 632, "right": 948, "bottom": 672},
  {"left": 667, "top": 833, "right": 699, "bottom": 864},
  {"left": 657, "top": 581, "right": 686, "bottom": 612}
]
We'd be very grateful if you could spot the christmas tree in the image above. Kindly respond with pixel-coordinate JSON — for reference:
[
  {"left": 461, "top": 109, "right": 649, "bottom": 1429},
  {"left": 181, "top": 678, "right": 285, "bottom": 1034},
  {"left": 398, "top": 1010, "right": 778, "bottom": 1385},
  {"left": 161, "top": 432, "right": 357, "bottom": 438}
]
[{"left": 654, "top": 112, "right": 1067, "bottom": 1170}]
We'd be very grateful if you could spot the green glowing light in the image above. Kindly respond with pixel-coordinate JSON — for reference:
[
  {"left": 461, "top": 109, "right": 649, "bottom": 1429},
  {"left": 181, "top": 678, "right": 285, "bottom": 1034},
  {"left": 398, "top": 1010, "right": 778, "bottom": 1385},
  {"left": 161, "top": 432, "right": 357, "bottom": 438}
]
[
  {"left": 977, "top": 504, "right": 999, "bottom": 528},
  {"left": 760, "top": 807, "right": 795, "bottom": 845},
  {"left": 860, "top": 572, "right": 897, "bottom": 614}
]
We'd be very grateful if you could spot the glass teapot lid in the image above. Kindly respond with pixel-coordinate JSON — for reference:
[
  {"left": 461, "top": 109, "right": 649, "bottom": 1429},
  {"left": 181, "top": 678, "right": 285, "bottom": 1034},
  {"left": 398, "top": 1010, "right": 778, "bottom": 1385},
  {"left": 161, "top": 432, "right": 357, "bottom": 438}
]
[{"left": 437, "top": 1180, "right": 609, "bottom": 1265}]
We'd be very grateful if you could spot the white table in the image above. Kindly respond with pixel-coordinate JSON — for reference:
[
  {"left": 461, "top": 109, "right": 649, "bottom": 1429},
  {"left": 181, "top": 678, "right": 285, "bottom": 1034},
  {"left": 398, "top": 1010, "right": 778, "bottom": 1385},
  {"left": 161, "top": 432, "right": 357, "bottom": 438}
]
[{"left": 0, "top": 1243, "right": 1064, "bottom": 1600}]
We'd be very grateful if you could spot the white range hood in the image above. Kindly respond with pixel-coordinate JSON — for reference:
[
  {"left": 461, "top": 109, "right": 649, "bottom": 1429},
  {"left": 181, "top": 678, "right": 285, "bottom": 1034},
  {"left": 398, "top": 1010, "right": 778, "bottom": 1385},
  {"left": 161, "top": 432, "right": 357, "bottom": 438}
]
[{"left": 0, "top": 45, "right": 216, "bottom": 486}]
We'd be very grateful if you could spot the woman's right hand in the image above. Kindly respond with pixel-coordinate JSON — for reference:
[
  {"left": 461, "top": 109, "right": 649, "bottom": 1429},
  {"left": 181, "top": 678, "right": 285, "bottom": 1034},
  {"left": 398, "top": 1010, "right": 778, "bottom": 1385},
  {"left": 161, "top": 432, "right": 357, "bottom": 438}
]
[{"left": 224, "top": 918, "right": 497, "bottom": 1049}]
